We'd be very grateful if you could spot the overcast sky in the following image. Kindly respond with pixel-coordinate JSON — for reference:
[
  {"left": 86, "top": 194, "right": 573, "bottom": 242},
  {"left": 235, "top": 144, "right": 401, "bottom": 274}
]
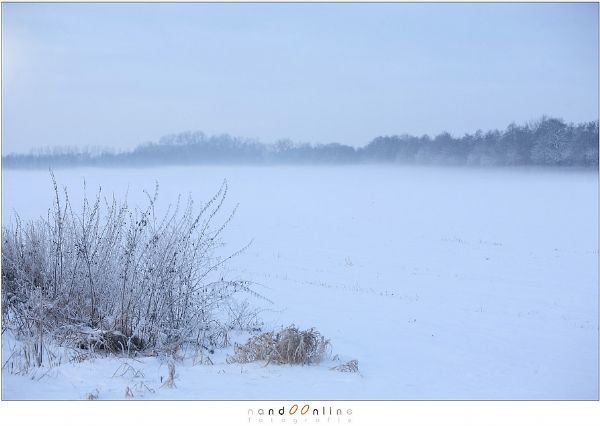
[{"left": 2, "top": 2, "right": 598, "bottom": 154}]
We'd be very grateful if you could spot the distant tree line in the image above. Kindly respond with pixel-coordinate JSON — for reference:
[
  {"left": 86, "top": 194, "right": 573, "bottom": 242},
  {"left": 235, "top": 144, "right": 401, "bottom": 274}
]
[{"left": 3, "top": 116, "right": 598, "bottom": 169}]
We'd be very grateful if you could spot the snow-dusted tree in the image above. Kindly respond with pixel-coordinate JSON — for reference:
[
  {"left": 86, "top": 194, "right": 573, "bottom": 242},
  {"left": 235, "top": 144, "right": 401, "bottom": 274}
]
[{"left": 530, "top": 117, "right": 569, "bottom": 165}]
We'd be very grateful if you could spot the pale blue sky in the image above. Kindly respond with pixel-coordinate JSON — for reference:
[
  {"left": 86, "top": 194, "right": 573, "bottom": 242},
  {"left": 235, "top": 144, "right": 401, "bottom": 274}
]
[{"left": 2, "top": 2, "right": 598, "bottom": 153}]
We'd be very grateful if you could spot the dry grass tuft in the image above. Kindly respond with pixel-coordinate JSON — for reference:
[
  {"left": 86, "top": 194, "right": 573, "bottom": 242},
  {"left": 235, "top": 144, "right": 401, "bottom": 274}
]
[
  {"left": 330, "top": 359, "right": 359, "bottom": 373},
  {"left": 160, "top": 361, "right": 177, "bottom": 389},
  {"left": 228, "top": 325, "right": 329, "bottom": 365},
  {"left": 124, "top": 386, "right": 134, "bottom": 398},
  {"left": 85, "top": 389, "right": 99, "bottom": 400}
]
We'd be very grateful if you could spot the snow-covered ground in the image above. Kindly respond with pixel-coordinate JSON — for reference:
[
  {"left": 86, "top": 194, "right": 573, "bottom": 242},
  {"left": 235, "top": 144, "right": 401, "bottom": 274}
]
[{"left": 1, "top": 165, "right": 598, "bottom": 400}]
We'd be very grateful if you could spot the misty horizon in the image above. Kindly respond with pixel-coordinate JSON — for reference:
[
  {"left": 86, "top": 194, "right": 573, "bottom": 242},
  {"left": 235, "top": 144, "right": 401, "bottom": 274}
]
[
  {"left": 3, "top": 115, "right": 597, "bottom": 169},
  {"left": 1, "top": 115, "right": 598, "bottom": 157}
]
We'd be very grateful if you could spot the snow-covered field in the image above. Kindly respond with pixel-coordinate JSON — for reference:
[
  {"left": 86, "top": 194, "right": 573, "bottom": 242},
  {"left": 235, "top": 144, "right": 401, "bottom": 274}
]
[{"left": 1, "top": 165, "right": 598, "bottom": 400}]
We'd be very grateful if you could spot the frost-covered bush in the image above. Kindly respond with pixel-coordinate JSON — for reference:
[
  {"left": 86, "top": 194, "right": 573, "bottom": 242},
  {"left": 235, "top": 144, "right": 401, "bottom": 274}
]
[
  {"left": 1, "top": 173, "right": 259, "bottom": 363},
  {"left": 228, "top": 325, "right": 329, "bottom": 365}
]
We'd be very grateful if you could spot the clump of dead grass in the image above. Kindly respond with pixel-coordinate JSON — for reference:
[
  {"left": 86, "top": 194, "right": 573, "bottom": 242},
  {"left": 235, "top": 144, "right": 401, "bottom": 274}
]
[
  {"left": 228, "top": 324, "right": 329, "bottom": 365},
  {"left": 85, "top": 389, "right": 99, "bottom": 400},
  {"left": 330, "top": 359, "right": 359, "bottom": 373},
  {"left": 160, "top": 360, "right": 177, "bottom": 389}
]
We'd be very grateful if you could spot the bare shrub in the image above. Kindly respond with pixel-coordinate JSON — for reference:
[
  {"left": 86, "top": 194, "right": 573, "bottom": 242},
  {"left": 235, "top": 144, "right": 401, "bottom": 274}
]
[
  {"left": 228, "top": 325, "right": 329, "bottom": 365},
  {"left": 2, "top": 173, "right": 261, "bottom": 361}
]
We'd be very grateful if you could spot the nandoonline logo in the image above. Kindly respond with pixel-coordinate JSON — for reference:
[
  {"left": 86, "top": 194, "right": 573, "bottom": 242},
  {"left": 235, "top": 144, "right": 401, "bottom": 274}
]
[{"left": 247, "top": 404, "right": 353, "bottom": 423}]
